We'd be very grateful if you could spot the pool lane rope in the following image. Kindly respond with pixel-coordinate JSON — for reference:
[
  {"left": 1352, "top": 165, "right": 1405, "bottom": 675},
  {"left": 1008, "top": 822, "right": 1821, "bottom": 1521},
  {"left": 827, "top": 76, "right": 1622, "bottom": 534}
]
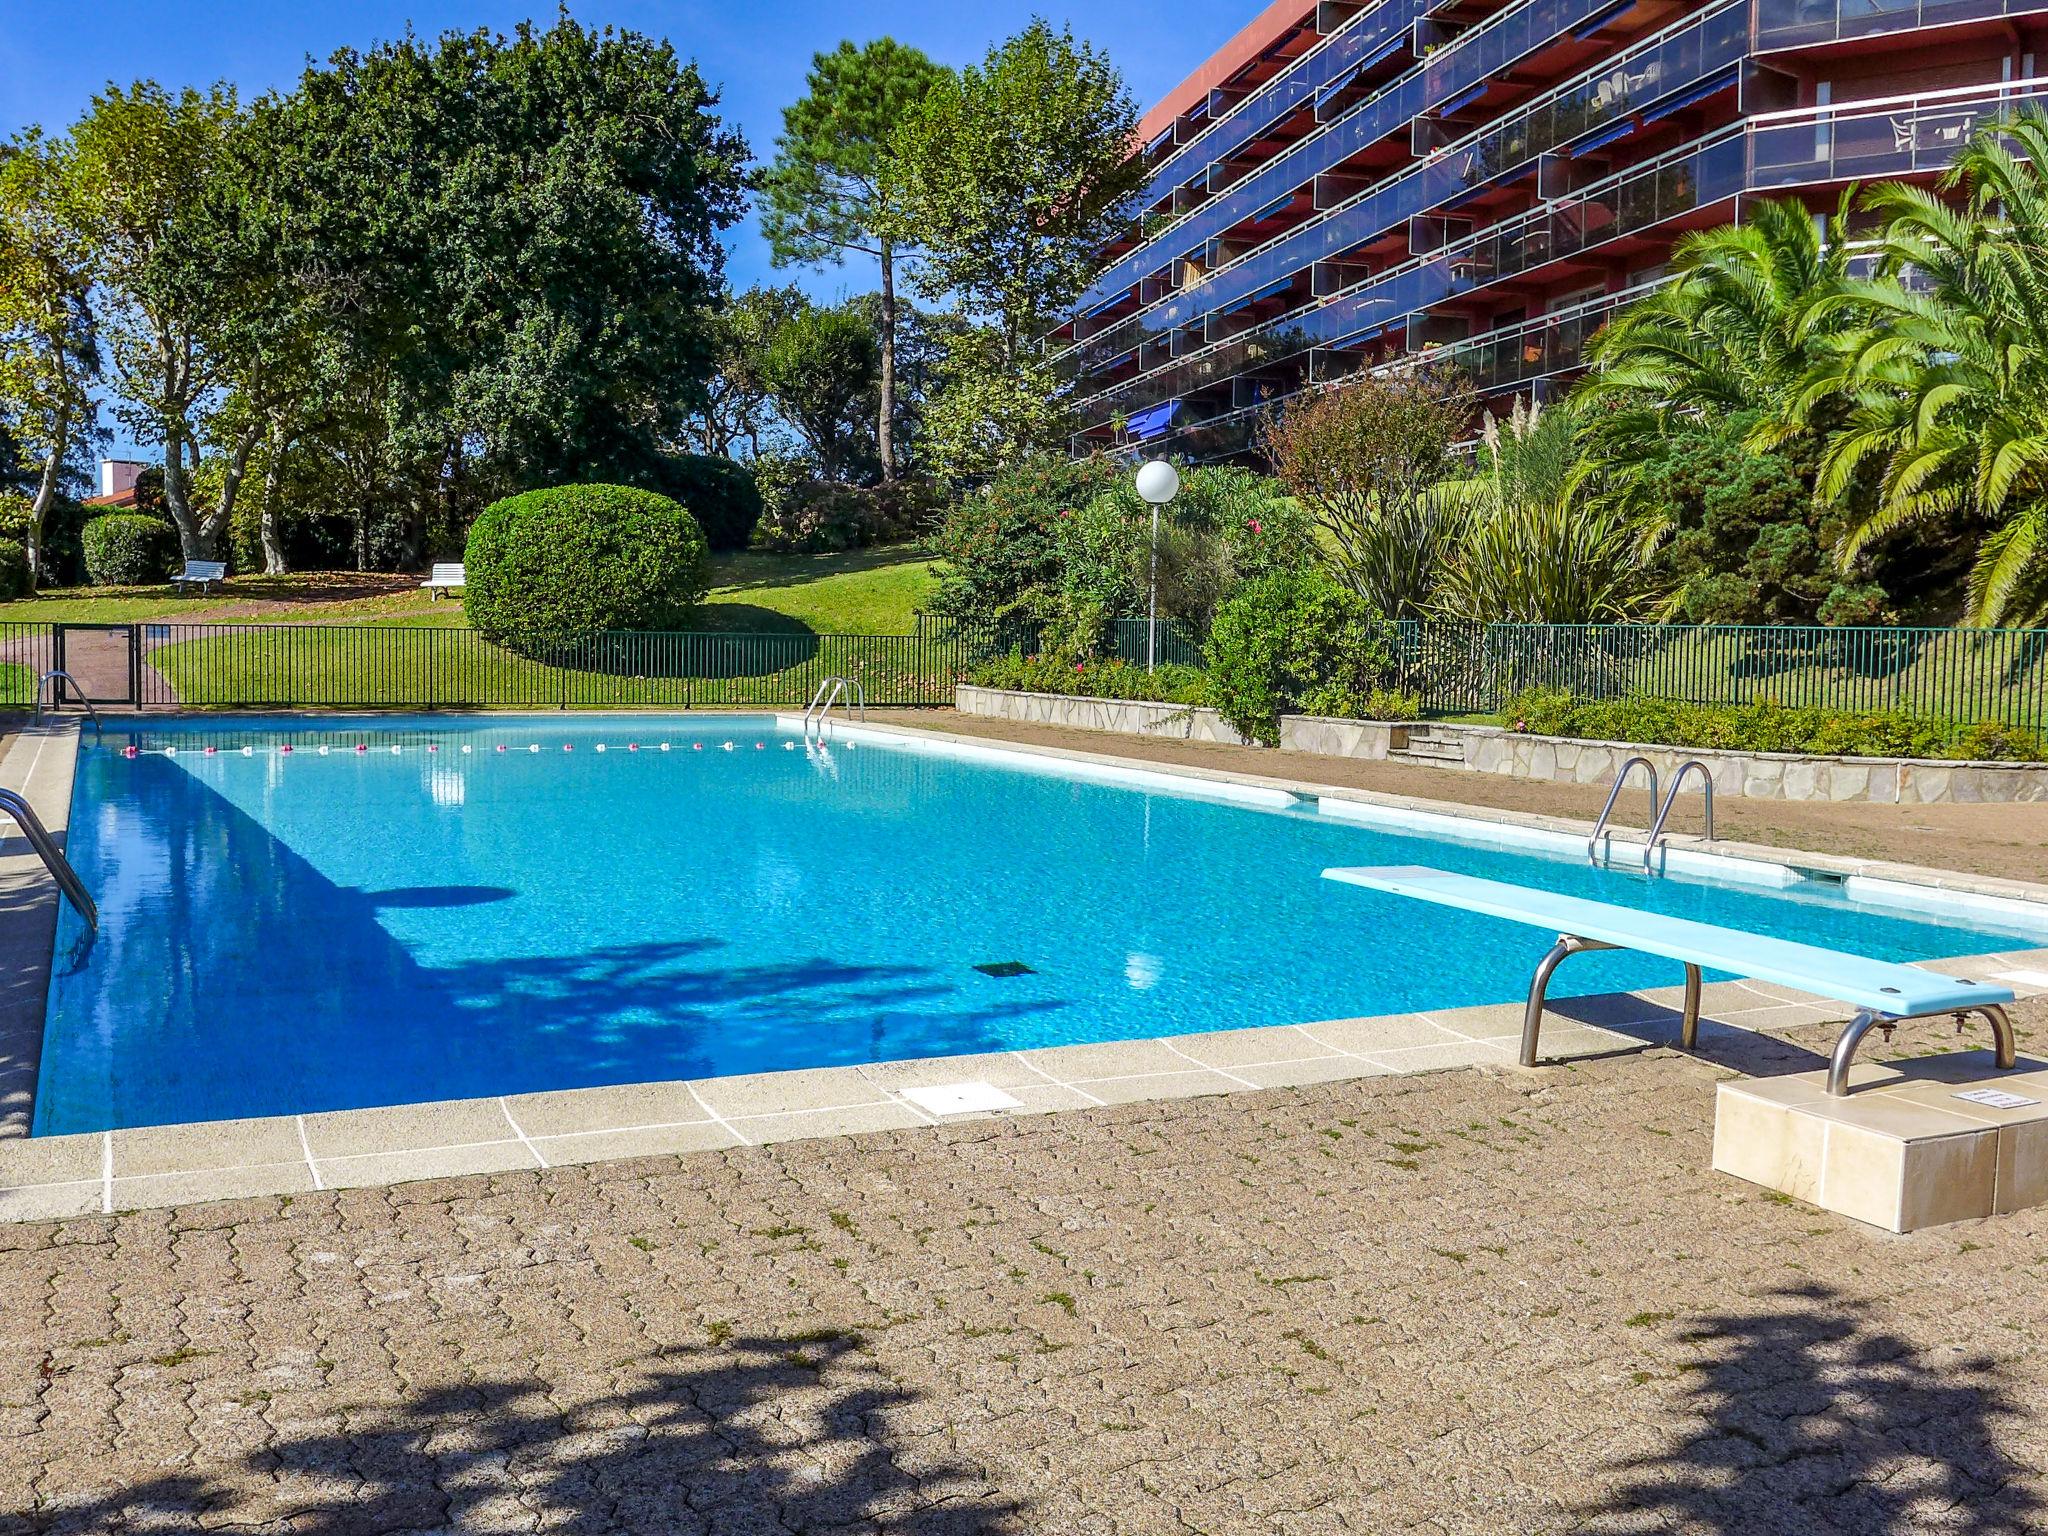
[{"left": 124, "top": 737, "right": 821, "bottom": 759}]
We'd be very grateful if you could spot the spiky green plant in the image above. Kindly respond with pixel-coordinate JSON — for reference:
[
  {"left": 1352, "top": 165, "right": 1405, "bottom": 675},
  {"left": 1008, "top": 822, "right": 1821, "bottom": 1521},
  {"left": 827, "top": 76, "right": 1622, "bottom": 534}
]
[{"left": 1437, "top": 399, "right": 1656, "bottom": 624}]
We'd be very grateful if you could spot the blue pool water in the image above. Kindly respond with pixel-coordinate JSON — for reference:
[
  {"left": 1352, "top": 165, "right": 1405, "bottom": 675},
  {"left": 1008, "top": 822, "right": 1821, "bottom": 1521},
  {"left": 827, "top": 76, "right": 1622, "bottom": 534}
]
[{"left": 36, "top": 714, "right": 2046, "bottom": 1133}]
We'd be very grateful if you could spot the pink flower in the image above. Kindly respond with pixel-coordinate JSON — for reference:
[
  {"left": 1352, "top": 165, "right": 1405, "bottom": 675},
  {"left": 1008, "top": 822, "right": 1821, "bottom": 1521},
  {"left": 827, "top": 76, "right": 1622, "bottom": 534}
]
[{"left": 1249, "top": 519, "right": 1263, "bottom": 534}]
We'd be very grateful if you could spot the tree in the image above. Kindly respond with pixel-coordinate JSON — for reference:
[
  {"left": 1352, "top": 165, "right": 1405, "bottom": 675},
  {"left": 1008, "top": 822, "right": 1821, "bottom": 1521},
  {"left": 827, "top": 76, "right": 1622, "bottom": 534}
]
[
  {"left": 686, "top": 285, "right": 809, "bottom": 459},
  {"left": 757, "top": 302, "right": 881, "bottom": 481},
  {"left": 69, "top": 82, "right": 244, "bottom": 560},
  {"left": 890, "top": 22, "right": 1145, "bottom": 365},
  {"left": 759, "top": 39, "right": 949, "bottom": 480},
  {"left": 1260, "top": 370, "right": 1471, "bottom": 619},
  {"left": 1796, "top": 109, "right": 2048, "bottom": 625},
  {"left": 916, "top": 325, "right": 1074, "bottom": 485},
  {"left": 0, "top": 127, "right": 99, "bottom": 582},
  {"left": 236, "top": 18, "right": 749, "bottom": 543}
]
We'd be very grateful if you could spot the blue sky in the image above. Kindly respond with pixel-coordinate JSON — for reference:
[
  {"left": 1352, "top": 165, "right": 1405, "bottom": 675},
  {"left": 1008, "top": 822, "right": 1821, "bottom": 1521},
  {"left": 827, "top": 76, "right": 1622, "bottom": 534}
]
[{"left": 1, "top": 0, "right": 1247, "bottom": 300}]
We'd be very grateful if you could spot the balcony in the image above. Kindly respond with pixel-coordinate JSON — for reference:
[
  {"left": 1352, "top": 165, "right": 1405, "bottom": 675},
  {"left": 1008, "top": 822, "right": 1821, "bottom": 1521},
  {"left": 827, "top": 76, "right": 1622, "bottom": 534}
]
[
  {"left": 1057, "top": 0, "right": 1747, "bottom": 384},
  {"left": 1752, "top": 0, "right": 2048, "bottom": 52}
]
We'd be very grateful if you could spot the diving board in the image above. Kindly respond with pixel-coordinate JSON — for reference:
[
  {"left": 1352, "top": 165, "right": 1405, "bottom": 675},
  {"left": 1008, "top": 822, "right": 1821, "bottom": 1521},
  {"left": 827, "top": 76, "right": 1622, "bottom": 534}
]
[{"left": 1322, "top": 865, "right": 2017, "bottom": 1096}]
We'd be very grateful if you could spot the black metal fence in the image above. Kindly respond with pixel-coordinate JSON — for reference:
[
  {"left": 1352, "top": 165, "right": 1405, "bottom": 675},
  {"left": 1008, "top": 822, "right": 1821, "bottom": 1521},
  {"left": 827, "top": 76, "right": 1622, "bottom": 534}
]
[{"left": 5, "top": 622, "right": 1009, "bottom": 711}]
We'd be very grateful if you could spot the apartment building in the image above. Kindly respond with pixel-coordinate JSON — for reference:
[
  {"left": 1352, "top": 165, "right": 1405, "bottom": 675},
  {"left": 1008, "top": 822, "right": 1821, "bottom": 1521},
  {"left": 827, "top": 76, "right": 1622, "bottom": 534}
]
[{"left": 1054, "top": 0, "right": 2048, "bottom": 459}]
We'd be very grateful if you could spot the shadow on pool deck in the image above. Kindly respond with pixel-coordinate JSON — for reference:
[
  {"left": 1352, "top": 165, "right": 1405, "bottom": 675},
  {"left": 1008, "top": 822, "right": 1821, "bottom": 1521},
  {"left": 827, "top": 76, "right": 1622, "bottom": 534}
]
[
  {"left": 20, "top": 1332, "right": 1025, "bottom": 1533},
  {"left": 1581, "top": 1282, "right": 2043, "bottom": 1534}
]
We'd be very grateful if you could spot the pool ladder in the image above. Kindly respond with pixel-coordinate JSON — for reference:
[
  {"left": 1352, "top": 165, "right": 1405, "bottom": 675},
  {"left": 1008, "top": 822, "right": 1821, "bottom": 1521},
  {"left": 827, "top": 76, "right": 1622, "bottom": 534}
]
[
  {"left": 802, "top": 674, "right": 865, "bottom": 743},
  {"left": 34, "top": 670, "right": 104, "bottom": 744},
  {"left": 1587, "top": 757, "right": 1715, "bottom": 875},
  {"left": 0, "top": 787, "right": 96, "bottom": 930}
]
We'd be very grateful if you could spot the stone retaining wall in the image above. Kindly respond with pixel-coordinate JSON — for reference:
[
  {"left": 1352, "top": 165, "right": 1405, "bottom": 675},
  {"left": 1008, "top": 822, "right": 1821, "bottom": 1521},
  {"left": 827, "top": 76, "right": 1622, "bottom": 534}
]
[
  {"left": 954, "top": 684, "right": 1253, "bottom": 745},
  {"left": 955, "top": 688, "right": 2048, "bottom": 803},
  {"left": 1311, "top": 719, "right": 2048, "bottom": 804}
]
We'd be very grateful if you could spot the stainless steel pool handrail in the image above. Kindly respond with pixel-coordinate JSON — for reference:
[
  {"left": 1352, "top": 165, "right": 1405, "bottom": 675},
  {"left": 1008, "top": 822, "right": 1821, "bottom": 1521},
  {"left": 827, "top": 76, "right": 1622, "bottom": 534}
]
[
  {"left": 34, "top": 670, "right": 104, "bottom": 743},
  {"left": 1587, "top": 756, "right": 1659, "bottom": 867},
  {"left": 0, "top": 787, "right": 96, "bottom": 930},
  {"left": 803, "top": 675, "right": 865, "bottom": 742},
  {"left": 1642, "top": 759, "right": 1716, "bottom": 874}
]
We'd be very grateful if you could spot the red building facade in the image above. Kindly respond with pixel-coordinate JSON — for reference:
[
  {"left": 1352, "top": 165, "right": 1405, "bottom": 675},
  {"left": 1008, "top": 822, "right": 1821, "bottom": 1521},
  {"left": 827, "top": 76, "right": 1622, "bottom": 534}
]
[{"left": 1055, "top": 0, "right": 2048, "bottom": 458}]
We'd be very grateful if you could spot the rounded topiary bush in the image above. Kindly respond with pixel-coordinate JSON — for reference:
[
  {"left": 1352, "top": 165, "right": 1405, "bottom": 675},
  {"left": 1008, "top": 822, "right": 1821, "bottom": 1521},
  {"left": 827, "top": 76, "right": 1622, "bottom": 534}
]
[
  {"left": 648, "top": 454, "right": 763, "bottom": 552},
  {"left": 81, "top": 514, "right": 178, "bottom": 586},
  {"left": 464, "top": 483, "right": 710, "bottom": 655}
]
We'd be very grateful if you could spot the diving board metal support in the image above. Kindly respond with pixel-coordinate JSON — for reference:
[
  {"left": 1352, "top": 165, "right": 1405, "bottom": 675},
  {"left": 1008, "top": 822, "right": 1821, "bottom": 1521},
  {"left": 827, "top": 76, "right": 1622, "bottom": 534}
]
[
  {"left": 1827, "top": 1003, "right": 2016, "bottom": 1097},
  {"left": 1523, "top": 934, "right": 1699, "bottom": 1068}
]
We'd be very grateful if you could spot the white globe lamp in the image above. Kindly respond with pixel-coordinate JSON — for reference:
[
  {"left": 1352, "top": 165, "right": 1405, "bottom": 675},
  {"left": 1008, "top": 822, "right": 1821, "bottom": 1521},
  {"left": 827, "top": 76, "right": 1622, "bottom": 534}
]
[{"left": 1134, "top": 460, "right": 1180, "bottom": 671}]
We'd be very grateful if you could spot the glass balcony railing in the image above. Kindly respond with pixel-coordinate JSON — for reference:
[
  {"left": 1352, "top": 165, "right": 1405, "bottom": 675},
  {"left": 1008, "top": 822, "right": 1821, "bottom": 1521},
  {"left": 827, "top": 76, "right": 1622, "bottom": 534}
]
[
  {"left": 1403, "top": 280, "right": 1658, "bottom": 391},
  {"left": 1072, "top": 0, "right": 1646, "bottom": 315},
  {"left": 1074, "top": 79, "right": 2048, "bottom": 431},
  {"left": 1134, "top": 0, "right": 1434, "bottom": 217},
  {"left": 1753, "top": 0, "right": 2048, "bottom": 52},
  {"left": 1056, "top": 0, "right": 1746, "bottom": 383},
  {"left": 1073, "top": 125, "right": 1750, "bottom": 430}
]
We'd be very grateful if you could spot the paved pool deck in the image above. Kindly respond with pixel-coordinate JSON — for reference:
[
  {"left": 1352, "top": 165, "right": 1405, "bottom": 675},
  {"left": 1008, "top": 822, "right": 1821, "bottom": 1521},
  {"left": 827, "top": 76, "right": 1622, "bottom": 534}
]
[
  {"left": 2, "top": 716, "right": 2047, "bottom": 1530},
  {"left": 5, "top": 714, "right": 2048, "bottom": 1220}
]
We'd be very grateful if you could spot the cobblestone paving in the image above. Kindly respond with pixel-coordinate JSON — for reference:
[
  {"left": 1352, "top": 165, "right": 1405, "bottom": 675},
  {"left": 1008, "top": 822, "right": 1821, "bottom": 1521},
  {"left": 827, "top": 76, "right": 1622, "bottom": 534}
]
[{"left": 1, "top": 1019, "right": 2044, "bottom": 1535}]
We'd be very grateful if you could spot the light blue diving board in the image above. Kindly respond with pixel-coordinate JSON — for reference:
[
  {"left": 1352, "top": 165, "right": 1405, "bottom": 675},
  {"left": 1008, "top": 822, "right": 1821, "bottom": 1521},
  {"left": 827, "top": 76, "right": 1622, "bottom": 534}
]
[{"left": 1322, "top": 865, "right": 2017, "bottom": 1096}]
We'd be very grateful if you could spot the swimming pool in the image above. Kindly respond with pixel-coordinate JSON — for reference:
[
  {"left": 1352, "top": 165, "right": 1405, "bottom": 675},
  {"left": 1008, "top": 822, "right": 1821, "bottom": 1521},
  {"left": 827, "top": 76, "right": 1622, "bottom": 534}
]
[{"left": 34, "top": 714, "right": 2048, "bottom": 1134}]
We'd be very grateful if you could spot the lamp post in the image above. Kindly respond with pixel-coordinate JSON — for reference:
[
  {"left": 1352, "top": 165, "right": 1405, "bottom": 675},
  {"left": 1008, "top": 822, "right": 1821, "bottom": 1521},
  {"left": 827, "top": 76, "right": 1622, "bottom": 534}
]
[{"left": 1134, "top": 459, "right": 1180, "bottom": 673}]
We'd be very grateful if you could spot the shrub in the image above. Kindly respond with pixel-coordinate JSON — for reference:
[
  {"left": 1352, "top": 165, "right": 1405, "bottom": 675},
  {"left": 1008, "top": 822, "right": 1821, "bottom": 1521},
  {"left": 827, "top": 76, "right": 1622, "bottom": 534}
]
[
  {"left": 926, "top": 454, "right": 1124, "bottom": 628},
  {"left": 0, "top": 541, "right": 28, "bottom": 600},
  {"left": 1503, "top": 689, "right": 2048, "bottom": 762},
  {"left": 754, "top": 482, "right": 889, "bottom": 554},
  {"left": 81, "top": 514, "right": 178, "bottom": 586},
  {"left": 646, "top": 454, "right": 763, "bottom": 552},
  {"left": 969, "top": 650, "right": 1209, "bottom": 706},
  {"left": 1205, "top": 567, "right": 1399, "bottom": 745},
  {"left": 464, "top": 484, "right": 709, "bottom": 654}
]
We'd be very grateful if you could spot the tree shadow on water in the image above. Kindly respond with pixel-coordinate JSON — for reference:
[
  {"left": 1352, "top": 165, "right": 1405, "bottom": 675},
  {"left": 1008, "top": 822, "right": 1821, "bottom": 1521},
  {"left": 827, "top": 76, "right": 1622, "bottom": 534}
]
[
  {"left": 26, "top": 1333, "right": 1024, "bottom": 1535},
  {"left": 1583, "top": 1282, "right": 2042, "bottom": 1534}
]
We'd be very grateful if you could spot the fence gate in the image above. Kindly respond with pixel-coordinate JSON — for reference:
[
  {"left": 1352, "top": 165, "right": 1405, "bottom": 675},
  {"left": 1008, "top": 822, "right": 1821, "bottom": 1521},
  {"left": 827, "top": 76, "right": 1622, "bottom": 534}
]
[{"left": 50, "top": 624, "right": 141, "bottom": 708}]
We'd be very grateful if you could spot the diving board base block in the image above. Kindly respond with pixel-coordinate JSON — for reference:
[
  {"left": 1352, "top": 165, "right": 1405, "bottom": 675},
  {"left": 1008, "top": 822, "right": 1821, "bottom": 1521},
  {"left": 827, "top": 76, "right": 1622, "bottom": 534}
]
[{"left": 1714, "top": 1053, "right": 2048, "bottom": 1232}]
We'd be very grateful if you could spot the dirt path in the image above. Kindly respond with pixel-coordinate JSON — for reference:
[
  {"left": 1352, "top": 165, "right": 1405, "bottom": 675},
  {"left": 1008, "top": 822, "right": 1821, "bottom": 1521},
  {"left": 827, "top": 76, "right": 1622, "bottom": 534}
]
[{"left": 871, "top": 709, "right": 2048, "bottom": 885}]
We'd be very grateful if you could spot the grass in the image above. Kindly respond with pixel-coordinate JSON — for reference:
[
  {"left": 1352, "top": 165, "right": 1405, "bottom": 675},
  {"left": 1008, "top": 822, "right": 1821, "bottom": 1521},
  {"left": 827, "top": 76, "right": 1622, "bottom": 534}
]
[
  {"left": 0, "top": 545, "right": 950, "bottom": 707},
  {"left": 0, "top": 543, "right": 939, "bottom": 636}
]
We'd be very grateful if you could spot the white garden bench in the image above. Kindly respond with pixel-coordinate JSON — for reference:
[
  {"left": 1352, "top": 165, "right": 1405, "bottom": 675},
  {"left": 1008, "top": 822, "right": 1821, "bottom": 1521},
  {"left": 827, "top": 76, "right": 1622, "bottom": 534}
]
[
  {"left": 422, "top": 562, "right": 466, "bottom": 598},
  {"left": 170, "top": 560, "right": 226, "bottom": 594},
  {"left": 1322, "top": 865, "right": 2017, "bottom": 1095}
]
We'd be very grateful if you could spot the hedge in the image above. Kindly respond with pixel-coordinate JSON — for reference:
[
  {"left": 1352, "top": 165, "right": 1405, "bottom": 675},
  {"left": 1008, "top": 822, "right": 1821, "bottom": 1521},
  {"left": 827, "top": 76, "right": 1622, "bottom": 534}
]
[
  {"left": 82, "top": 514, "right": 178, "bottom": 586},
  {"left": 1504, "top": 689, "right": 2048, "bottom": 762}
]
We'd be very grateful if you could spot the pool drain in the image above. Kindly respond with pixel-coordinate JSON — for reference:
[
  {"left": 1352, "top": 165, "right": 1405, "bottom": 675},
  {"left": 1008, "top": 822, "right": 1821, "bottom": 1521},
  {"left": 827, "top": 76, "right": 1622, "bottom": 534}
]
[{"left": 973, "top": 960, "right": 1035, "bottom": 978}]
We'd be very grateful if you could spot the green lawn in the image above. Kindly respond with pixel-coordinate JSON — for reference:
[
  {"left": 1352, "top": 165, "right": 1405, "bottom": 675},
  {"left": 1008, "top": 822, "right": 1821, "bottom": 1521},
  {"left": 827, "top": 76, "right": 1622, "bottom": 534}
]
[
  {"left": 0, "top": 542, "right": 941, "bottom": 635},
  {"left": 0, "top": 544, "right": 950, "bottom": 708}
]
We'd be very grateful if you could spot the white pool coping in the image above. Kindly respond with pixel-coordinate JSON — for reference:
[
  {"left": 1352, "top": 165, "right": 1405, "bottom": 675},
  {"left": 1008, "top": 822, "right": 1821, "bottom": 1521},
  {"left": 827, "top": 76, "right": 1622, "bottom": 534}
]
[{"left": 1, "top": 710, "right": 2044, "bottom": 1222}]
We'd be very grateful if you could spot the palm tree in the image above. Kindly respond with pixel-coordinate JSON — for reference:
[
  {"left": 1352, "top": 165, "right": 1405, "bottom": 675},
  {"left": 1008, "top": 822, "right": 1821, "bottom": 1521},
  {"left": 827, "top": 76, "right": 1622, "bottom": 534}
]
[
  {"left": 1796, "top": 108, "right": 2048, "bottom": 626},
  {"left": 1581, "top": 193, "right": 1858, "bottom": 422},
  {"left": 1573, "top": 193, "right": 1861, "bottom": 544}
]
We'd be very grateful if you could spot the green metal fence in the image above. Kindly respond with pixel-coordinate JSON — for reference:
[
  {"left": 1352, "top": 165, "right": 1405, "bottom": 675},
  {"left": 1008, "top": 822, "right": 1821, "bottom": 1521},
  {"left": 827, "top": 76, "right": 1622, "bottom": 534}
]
[{"left": 1389, "top": 622, "right": 2048, "bottom": 731}]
